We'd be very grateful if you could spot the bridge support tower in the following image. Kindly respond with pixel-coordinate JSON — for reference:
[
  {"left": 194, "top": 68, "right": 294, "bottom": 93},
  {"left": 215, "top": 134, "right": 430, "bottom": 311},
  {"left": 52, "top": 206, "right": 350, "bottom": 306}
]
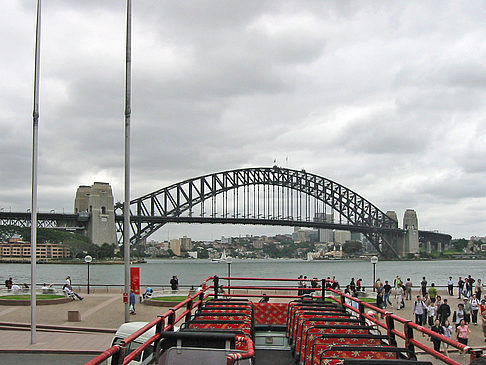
[{"left": 74, "top": 182, "right": 116, "bottom": 246}]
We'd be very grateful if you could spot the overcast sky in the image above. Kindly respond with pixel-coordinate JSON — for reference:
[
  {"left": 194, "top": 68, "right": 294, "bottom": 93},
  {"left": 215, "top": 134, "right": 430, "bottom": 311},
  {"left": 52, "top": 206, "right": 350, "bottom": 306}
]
[{"left": 1, "top": 1, "right": 485, "bottom": 241}]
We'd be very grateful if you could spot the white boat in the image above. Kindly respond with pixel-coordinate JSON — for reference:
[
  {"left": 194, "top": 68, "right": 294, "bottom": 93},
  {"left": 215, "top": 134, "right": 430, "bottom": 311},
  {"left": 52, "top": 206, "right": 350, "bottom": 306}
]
[{"left": 211, "top": 249, "right": 230, "bottom": 263}]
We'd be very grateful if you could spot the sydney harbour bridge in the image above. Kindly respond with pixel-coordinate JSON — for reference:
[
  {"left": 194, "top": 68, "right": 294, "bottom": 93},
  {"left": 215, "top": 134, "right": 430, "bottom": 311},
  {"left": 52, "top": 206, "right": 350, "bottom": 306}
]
[{"left": 0, "top": 167, "right": 450, "bottom": 258}]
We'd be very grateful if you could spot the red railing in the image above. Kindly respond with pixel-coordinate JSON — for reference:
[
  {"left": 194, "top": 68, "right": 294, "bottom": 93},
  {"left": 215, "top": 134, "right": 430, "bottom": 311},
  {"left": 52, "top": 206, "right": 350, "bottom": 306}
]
[
  {"left": 327, "top": 288, "right": 484, "bottom": 365},
  {"left": 84, "top": 279, "right": 213, "bottom": 365},
  {"left": 85, "top": 275, "right": 483, "bottom": 365},
  {"left": 226, "top": 335, "right": 255, "bottom": 365}
]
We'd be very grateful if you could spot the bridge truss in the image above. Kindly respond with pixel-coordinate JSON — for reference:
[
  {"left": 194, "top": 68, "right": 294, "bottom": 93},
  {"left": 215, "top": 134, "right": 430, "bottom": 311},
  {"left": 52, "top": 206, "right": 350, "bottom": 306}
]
[{"left": 115, "top": 167, "right": 402, "bottom": 257}]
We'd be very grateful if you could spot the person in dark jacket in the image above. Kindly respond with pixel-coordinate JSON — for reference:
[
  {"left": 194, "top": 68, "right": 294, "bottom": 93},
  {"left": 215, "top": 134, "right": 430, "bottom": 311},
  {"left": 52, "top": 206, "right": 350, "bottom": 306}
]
[
  {"left": 437, "top": 298, "right": 451, "bottom": 325},
  {"left": 430, "top": 319, "right": 444, "bottom": 352}
]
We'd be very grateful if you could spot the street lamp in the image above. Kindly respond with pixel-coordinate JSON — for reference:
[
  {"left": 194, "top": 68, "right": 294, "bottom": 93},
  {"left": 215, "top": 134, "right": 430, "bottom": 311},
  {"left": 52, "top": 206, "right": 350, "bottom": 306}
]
[
  {"left": 85, "top": 255, "right": 92, "bottom": 294},
  {"left": 371, "top": 256, "right": 378, "bottom": 292},
  {"left": 226, "top": 257, "right": 233, "bottom": 295}
]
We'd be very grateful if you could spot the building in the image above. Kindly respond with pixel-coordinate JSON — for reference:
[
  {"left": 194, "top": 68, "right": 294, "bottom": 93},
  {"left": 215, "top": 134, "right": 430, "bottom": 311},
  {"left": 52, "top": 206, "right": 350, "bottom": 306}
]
[
  {"left": 74, "top": 182, "right": 116, "bottom": 247},
  {"left": 169, "top": 239, "right": 181, "bottom": 256},
  {"left": 0, "top": 239, "right": 70, "bottom": 262},
  {"left": 314, "top": 213, "right": 334, "bottom": 243},
  {"left": 334, "top": 230, "right": 351, "bottom": 245},
  {"left": 180, "top": 236, "right": 193, "bottom": 251}
]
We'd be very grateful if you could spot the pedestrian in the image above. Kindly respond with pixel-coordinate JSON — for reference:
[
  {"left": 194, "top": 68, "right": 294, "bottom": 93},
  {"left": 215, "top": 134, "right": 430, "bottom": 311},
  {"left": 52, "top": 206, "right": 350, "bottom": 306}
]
[
  {"left": 349, "top": 278, "right": 356, "bottom": 293},
  {"left": 452, "top": 303, "right": 465, "bottom": 328},
  {"left": 470, "top": 294, "right": 480, "bottom": 325},
  {"left": 437, "top": 298, "right": 451, "bottom": 325},
  {"left": 428, "top": 283, "right": 437, "bottom": 303},
  {"left": 421, "top": 276, "right": 427, "bottom": 297},
  {"left": 463, "top": 298, "right": 472, "bottom": 324},
  {"left": 430, "top": 318, "right": 444, "bottom": 352},
  {"left": 427, "top": 302, "right": 436, "bottom": 326},
  {"left": 467, "top": 275, "right": 476, "bottom": 298},
  {"left": 356, "top": 278, "right": 362, "bottom": 291},
  {"left": 475, "top": 279, "right": 483, "bottom": 299},
  {"left": 376, "top": 290, "right": 384, "bottom": 310},
  {"left": 129, "top": 289, "right": 136, "bottom": 314},
  {"left": 456, "top": 319, "right": 470, "bottom": 346},
  {"left": 447, "top": 276, "right": 454, "bottom": 296},
  {"left": 5, "top": 277, "right": 12, "bottom": 289},
  {"left": 442, "top": 320, "right": 453, "bottom": 355},
  {"left": 383, "top": 280, "right": 393, "bottom": 308},
  {"left": 396, "top": 285, "right": 404, "bottom": 310},
  {"left": 413, "top": 295, "right": 427, "bottom": 325},
  {"left": 458, "top": 276, "right": 465, "bottom": 299},
  {"left": 405, "top": 278, "right": 413, "bottom": 300},
  {"left": 481, "top": 302, "right": 486, "bottom": 342},
  {"left": 170, "top": 275, "right": 179, "bottom": 293}
]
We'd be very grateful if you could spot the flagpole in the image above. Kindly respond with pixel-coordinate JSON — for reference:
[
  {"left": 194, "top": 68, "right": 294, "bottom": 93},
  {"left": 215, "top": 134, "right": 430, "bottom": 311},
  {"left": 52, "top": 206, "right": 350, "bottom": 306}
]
[
  {"left": 124, "top": 0, "right": 132, "bottom": 323},
  {"left": 31, "top": 0, "right": 42, "bottom": 344}
]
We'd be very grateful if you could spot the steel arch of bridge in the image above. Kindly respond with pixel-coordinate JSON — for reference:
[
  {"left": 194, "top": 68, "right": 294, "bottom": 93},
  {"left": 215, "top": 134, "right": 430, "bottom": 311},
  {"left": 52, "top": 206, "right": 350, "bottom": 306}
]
[{"left": 116, "top": 167, "right": 402, "bottom": 257}]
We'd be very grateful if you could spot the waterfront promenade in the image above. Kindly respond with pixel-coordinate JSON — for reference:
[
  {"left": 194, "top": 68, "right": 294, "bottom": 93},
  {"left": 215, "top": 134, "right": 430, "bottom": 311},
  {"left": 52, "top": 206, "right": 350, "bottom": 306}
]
[{"left": 0, "top": 288, "right": 483, "bottom": 364}]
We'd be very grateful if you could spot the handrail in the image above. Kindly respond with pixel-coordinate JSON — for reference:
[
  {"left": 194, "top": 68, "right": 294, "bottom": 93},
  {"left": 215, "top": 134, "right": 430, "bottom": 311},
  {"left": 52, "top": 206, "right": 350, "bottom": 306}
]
[
  {"left": 326, "top": 287, "right": 484, "bottom": 364},
  {"left": 226, "top": 335, "right": 255, "bottom": 365},
  {"left": 85, "top": 275, "right": 483, "bottom": 365}
]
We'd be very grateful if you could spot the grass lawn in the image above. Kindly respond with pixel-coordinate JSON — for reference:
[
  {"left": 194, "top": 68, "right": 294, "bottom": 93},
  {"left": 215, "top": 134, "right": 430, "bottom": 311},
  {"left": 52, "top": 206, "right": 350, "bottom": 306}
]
[
  {"left": 150, "top": 296, "right": 190, "bottom": 302},
  {"left": 0, "top": 294, "right": 65, "bottom": 300},
  {"left": 151, "top": 296, "right": 210, "bottom": 302}
]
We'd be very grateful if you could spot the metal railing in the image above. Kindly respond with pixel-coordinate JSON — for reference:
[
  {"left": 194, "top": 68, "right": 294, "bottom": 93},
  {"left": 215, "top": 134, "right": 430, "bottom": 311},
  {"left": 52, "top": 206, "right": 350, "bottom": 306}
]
[{"left": 84, "top": 276, "right": 484, "bottom": 365}]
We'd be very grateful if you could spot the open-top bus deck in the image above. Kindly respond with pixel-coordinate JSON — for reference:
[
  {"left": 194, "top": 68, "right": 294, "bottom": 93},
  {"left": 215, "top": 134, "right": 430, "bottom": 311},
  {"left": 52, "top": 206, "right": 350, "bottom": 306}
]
[{"left": 85, "top": 276, "right": 485, "bottom": 365}]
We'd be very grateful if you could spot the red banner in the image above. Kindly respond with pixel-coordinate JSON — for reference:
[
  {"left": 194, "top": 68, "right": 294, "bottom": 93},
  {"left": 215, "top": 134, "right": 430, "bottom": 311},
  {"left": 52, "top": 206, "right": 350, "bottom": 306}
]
[{"left": 130, "top": 267, "right": 140, "bottom": 295}]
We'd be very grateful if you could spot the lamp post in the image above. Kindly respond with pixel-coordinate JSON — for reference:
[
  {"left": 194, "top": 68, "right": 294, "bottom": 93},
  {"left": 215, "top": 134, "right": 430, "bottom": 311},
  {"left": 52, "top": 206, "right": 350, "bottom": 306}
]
[
  {"left": 371, "top": 256, "right": 378, "bottom": 292},
  {"left": 85, "top": 255, "right": 92, "bottom": 294},
  {"left": 226, "top": 257, "right": 232, "bottom": 295}
]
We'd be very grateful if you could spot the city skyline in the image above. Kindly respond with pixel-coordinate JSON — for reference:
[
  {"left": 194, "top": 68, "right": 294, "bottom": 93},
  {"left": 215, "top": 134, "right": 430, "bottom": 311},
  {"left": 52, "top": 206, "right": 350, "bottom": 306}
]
[{"left": 1, "top": 2, "right": 485, "bottom": 240}]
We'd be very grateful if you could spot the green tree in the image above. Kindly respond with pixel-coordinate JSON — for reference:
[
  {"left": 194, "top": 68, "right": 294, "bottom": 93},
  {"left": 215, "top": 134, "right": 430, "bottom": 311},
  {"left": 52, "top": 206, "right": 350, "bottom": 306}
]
[{"left": 342, "top": 241, "right": 362, "bottom": 255}]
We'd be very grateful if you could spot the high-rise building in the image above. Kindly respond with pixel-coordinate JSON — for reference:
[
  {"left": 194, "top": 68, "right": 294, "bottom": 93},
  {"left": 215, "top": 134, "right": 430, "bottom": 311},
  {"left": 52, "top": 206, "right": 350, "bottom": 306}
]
[
  {"left": 180, "top": 236, "right": 193, "bottom": 251},
  {"left": 169, "top": 239, "right": 181, "bottom": 256},
  {"left": 314, "top": 213, "right": 334, "bottom": 243}
]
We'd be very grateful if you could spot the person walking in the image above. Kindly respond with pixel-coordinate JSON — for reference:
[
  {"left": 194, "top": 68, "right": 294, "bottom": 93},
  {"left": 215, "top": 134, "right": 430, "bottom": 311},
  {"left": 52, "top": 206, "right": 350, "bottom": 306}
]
[
  {"left": 447, "top": 276, "right": 454, "bottom": 296},
  {"left": 405, "top": 278, "right": 413, "bottom": 300},
  {"left": 470, "top": 294, "right": 480, "bottom": 325},
  {"left": 452, "top": 303, "right": 465, "bottom": 328},
  {"left": 421, "top": 276, "right": 427, "bottom": 297},
  {"left": 430, "top": 319, "right": 444, "bottom": 352},
  {"left": 481, "top": 303, "right": 486, "bottom": 343},
  {"left": 396, "top": 285, "right": 404, "bottom": 310},
  {"left": 4, "top": 277, "right": 12, "bottom": 289},
  {"left": 437, "top": 298, "right": 451, "bottom": 325},
  {"left": 413, "top": 295, "right": 427, "bottom": 325},
  {"left": 129, "top": 289, "right": 136, "bottom": 315},
  {"left": 456, "top": 319, "right": 470, "bottom": 346},
  {"left": 464, "top": 298, "right": 473, "bottom": 324},
  {"left": 458, "top": 277, "right": 465, "bottom": 299},
  {"left": 428, "top": 283, "right": 438, "bottom": 303},
  {"left": 475, "top": 279, "right": 483, "bottom": 300},
  {"left": 442, "top": 320, "right": 453, "bottom": 355},
  {"left": 383, "top": 281, "right": 393, "bottom": 308}
]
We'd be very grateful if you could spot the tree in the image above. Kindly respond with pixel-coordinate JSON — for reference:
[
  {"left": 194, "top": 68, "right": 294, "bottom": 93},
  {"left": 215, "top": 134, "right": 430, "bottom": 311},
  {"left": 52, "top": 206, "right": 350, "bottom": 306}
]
[{"left": 342, "top": 241, "right": 362, "bottom": 255}]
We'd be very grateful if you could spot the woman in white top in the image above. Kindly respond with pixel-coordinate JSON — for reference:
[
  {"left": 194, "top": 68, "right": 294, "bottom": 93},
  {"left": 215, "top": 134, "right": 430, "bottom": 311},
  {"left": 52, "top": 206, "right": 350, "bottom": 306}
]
[
  {"left": 442, "top": 320, "right": 453, "bottom": 355},
  {"left": 470, "top": 294, "right": 480, "bottom": 325}
]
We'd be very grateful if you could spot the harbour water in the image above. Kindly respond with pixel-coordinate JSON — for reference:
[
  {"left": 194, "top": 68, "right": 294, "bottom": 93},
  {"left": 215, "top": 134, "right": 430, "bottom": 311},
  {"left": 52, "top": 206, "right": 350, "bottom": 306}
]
[{"left": 1, "top": 259, "right": 484, "bottom": 288}]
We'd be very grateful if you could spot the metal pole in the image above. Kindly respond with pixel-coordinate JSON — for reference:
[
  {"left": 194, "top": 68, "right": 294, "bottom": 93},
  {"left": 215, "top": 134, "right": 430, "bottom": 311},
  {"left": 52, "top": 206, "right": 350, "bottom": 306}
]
[
  {"left": 123, "top": 0, "right": 132, "bottom": 323},
  {"left": 227, "top": 262, "right": 231, "bottom": 295},
  {"left": 372, "top": 263, "right": 376, "bottom": 292},
  {"left": 87, "top": 262, "right": 90, "bottom": 295},
  {"left": 30, "top": 0, "right": 42, "bottom": 345}
]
